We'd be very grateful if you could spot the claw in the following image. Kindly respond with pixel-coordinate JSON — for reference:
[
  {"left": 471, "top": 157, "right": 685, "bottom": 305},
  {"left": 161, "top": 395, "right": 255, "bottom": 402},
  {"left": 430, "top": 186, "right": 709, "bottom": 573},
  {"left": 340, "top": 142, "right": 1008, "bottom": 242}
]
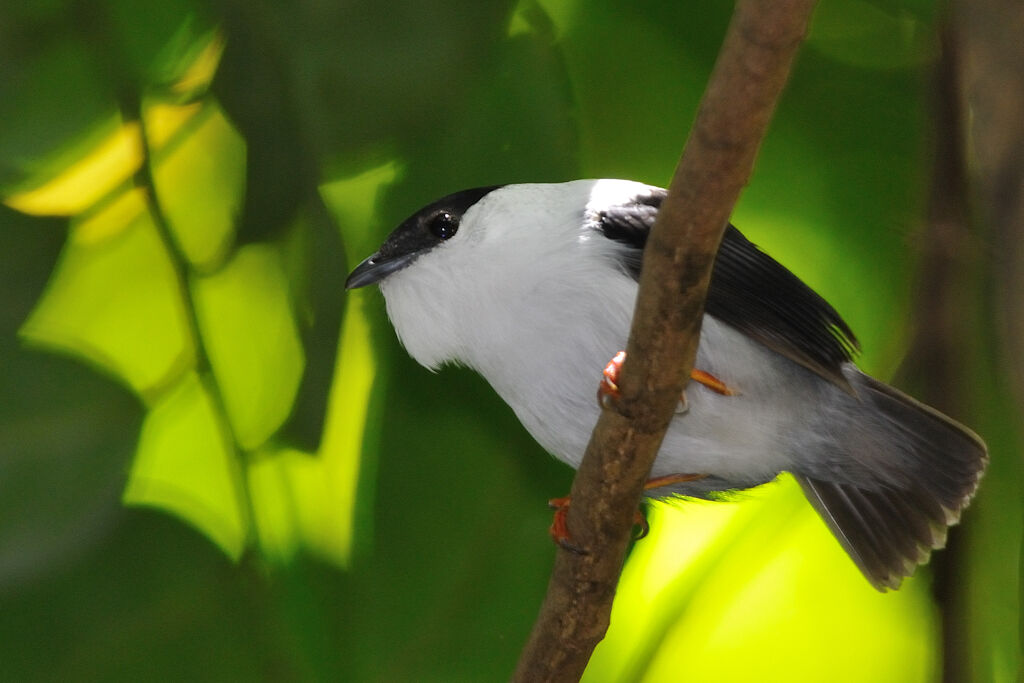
[
  {"left": 597, "top": 351, "right": 626, "bottom": 408},
  {"left": 548, "top": 496, "right": 588, "bottom": 554},
  {"left": 546, "top": 473, "right": 707, "bottom": 551}
]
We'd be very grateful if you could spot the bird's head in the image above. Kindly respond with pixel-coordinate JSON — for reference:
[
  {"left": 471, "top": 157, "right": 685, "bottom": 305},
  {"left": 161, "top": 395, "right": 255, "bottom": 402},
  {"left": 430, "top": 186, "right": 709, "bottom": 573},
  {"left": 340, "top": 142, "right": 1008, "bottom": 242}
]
[{"left": 345, "top": 180, "right": 653, "bottom": 369}]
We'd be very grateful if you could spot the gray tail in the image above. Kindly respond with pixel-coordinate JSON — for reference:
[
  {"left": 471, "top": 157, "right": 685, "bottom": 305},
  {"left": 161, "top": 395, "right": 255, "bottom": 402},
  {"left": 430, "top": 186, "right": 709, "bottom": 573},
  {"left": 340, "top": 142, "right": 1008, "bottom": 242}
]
[{"left": 795, "top": 372, "right": 987, "bottom": 591}]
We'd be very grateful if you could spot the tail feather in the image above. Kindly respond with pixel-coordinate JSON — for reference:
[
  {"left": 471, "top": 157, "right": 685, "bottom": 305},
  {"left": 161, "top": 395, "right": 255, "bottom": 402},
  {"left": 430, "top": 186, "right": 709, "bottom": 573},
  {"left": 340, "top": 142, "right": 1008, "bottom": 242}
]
[{"left": 797, "top": 372, "right": 987, "bottom": 591}]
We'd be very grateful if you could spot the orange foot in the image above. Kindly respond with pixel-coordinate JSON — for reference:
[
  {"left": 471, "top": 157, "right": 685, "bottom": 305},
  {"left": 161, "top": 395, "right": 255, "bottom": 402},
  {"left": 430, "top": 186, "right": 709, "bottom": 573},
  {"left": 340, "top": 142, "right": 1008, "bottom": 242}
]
[
  {"left": 598, "top": 351, "right": 737, "bottom": 408},
  {"left": 548, "top": 473, "right": 708, "bottom": 553}
]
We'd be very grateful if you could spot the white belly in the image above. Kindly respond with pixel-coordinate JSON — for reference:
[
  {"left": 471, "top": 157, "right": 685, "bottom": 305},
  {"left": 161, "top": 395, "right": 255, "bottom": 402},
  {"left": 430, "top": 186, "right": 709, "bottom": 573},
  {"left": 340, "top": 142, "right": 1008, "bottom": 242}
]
[{"left": 461, "top": 274, "right": 827, "bottom": 494}]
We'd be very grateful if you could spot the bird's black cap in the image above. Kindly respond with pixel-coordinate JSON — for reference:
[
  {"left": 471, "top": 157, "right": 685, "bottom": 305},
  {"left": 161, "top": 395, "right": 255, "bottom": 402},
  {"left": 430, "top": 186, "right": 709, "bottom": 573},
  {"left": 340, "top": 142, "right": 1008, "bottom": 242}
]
[{"left": 345, "top": 186, "right": 501, "bottom": 289}]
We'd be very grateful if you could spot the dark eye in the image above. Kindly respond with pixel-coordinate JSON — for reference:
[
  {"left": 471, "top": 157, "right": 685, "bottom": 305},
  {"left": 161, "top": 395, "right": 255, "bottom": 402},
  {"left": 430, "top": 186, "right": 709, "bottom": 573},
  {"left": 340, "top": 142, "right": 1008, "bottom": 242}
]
[{"left": 428, "top": 211, "right": 458, "bottom": 239}]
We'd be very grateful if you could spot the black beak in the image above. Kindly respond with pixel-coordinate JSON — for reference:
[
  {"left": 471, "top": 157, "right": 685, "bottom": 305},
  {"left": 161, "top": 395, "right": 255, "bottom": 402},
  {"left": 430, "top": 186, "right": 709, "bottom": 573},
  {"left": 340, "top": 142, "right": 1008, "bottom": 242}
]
[{"left": 345, "top": 251, "right": 418, "bottom": 289}]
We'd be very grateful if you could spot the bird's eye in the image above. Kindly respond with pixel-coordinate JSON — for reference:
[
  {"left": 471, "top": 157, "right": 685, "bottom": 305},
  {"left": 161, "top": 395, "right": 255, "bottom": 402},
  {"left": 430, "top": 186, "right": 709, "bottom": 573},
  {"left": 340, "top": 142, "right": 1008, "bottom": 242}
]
[{"left": 428, "top": 211, "right": 459, "bottom": 239}]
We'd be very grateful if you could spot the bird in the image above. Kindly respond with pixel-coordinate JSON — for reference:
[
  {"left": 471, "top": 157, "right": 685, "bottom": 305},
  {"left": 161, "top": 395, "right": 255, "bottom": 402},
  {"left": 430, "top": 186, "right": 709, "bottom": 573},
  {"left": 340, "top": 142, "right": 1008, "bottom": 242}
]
[{"left": 345, "top": 179, "right": 988, "bottom": 591}]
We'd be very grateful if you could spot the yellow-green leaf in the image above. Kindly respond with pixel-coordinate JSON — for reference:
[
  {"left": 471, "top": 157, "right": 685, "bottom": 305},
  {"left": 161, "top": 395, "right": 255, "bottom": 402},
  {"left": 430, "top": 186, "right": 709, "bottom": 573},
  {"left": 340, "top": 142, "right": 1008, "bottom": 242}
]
[
  {"left": 191, "top": 244, "right": 305, "bottom": 450},
  {"left": 125, "top": 372, "right": 248, "bottom": 559},
  {"left": 586, "top": 478, "right": 938, "bottom": 682},
  {"left": 248, "top": 282, "right": 378, "bottom": 567},
  {"left": 20, "top": 199, "right": 193, "bottom": 399},
  {"left": 149, "top": 99, "right": 245, "bottom": 270}
]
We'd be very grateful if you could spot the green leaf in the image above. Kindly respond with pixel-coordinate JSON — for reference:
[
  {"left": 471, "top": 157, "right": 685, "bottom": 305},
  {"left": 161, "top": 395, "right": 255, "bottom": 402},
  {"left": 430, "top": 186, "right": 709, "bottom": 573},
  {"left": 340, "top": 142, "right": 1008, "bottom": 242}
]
[
  {"left": 125, "top": 372, "right": 248, "bottom": 559},
  {"left": 149, "top": 99, "right": 245, "bottom": 270},
  {"left": 0, "top": 33, "right": 117, "bottom": 194},
  {"left": 102, "top": 0, "right": 218, "bottom": 88},
  {"left": 191, "top": 244, "right": 305, "bottom": 451},
  {"left": 0, "top": 207, "right": 142, "bottom": 586},
  {"left": 586, "top": 480, "right": 939, "bottom": 682},
  {"left": 20, "top": 198, "right": 193, "bottom": 399}
]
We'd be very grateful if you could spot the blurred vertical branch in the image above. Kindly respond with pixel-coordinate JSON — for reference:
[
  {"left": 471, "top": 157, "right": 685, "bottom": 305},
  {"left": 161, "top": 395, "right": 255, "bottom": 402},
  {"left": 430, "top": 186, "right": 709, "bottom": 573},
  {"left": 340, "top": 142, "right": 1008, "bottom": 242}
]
[
  {"left": 905, "top": 1, "right": 1024, "bottom": 679},
  {"left": 950, "top": 0, "right": 1024, "bottom": 412},
  {"left": 949, "top": 1, "right": 1024, "bottom": 678},
  {"left": 512, "top": 1, "right": 818, "bottom": 680},
  {"left": 902, "top": 26, "right": 977, "bottom": 683}
]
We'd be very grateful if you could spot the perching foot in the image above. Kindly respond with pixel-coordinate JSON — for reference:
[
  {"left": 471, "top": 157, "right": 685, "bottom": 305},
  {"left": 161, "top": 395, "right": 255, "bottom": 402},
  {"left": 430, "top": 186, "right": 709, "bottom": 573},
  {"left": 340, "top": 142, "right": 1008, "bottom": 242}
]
[{"left": 597, "top": 350, "right": 738, "bottom": 410}]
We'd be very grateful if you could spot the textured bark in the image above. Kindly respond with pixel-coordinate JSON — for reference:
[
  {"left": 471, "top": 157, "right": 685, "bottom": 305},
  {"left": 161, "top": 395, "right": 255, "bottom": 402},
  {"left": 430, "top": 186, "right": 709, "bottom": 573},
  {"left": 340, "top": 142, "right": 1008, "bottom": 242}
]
[{"left": 511, "top": 1, "right": 819, "bottom": 680}]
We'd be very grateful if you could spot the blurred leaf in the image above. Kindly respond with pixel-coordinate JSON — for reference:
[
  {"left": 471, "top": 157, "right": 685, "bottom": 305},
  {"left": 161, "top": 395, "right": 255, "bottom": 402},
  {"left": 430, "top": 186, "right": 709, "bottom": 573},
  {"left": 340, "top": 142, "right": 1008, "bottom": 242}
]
[
  {"left": 414, "top": 18, "right": 579, "bottom": 184},
  {"left": 125, "top": 372, "right": 248, "bottom": 560},
  {"left": 0, "top": 32, "right": 118, "bottom": 194},
  {"left": 149, "top": 98, "right": 245, "bottom": 270},
  {"left": 20, "top": 197, "right": 193, "bottom": 399},
  {"left": 273, "top": 204, "right": 347, "bottom": 452},
  {"left": 0, "top": 206, "right": 65, "bottom": 338},
  {"left": 192, "top": 244, "right": 304, "bottom": 451},
  {"left": 100, "top": 0, "right": 217, "bottom": 88},
  {"left": 0, "top": 207, "right": 141, "bottom": 588},
  {"left": 248, "top": 289, "right": 376, "bottom": 566},
  {"left": 587, "top": 481, "right": 938, "bottom": 682},
  {"left": 5, "top": 96, "right": 230, "bottom": 220},
  {"left": 4, "top": 115, "right": 140, "bottom": 216},
  {"left": 215, "top": 0, "right": 517, "bottom": 180},
  {"left": 212, "top": 9, "right": 310, "bottom": 245},
  {"left": 320, "top": 160, "right": 401, "bottom": 260}
]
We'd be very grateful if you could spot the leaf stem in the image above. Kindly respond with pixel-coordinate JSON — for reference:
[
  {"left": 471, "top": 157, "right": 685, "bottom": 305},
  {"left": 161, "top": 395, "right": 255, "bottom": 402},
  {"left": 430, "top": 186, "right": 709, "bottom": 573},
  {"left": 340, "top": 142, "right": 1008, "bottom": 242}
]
[{"left": 121, "top": 91, "right": 259, "bottom": 551}]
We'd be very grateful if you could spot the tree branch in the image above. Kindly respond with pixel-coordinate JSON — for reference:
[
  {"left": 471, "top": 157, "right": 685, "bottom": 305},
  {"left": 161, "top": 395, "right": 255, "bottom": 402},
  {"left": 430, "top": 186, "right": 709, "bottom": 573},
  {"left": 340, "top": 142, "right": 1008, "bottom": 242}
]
[
  {"left": 895, "top": 26, "right": 976, "bottom": 683},
  {"left": 512, "top": 1, "right": 818, "bottom": 680},
  {"left": 951, "top": 0, "right": 1024, "bottom": 434}
]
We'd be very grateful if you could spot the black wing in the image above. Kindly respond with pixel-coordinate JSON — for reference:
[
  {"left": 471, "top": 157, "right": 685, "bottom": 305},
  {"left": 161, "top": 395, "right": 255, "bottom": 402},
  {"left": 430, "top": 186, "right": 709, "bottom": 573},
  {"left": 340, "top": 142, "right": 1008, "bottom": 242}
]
[{"left": 595, "top": 187, "right": 859, "bottom": 389}]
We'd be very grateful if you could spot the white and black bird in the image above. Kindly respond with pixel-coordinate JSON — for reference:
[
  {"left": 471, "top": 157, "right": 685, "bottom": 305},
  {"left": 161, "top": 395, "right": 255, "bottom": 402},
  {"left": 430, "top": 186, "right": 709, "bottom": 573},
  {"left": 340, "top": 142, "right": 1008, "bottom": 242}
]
[{"left": 345, "top": 179, "right": 987, "bottom": 591}]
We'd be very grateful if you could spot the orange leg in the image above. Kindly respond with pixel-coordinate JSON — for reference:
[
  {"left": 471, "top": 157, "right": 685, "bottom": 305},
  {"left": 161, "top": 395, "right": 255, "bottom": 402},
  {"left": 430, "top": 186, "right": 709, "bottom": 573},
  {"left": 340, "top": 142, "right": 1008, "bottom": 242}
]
[
  {"left": 599, "top": 351, "right": 737, "bottom": 407},
  {"left": 690, "top": 369, "right": 737, "bottom": 396},
  {"left": 643, "top": 472, "right": 709, "bottom": 490},
  {"left": 559, "top": 352, "right": 726, "bottom": 552},
  {"left": 548, "top": 473, "right": 708, "bottom": 552}
]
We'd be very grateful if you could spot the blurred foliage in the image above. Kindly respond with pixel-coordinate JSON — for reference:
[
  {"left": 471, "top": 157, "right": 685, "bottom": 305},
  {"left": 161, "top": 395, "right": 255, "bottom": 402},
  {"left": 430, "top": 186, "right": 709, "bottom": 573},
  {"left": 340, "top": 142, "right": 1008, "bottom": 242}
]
[{"left": 0, "top": 0, "right": 1019, "bottom": 681}]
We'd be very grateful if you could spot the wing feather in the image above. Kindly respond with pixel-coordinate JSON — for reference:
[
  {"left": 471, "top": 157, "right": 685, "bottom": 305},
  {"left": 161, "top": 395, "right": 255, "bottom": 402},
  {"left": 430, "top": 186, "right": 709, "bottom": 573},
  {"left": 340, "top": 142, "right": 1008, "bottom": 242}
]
[{"left": 595, "top": 187, "right": 859, "bottom": 388}]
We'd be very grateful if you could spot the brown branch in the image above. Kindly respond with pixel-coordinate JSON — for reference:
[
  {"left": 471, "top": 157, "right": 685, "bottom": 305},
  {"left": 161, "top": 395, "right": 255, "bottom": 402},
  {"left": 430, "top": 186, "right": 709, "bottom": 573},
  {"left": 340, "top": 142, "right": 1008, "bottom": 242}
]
[
  {"left": 898, "top": 25, "right": 977, "bottom": 683},
  {"left": 951, "top": 0, "right": 1024, "bottom": 432},
  {"left": 512, "top": 1, "right": 819, "bottom": 681},
  {"left": 939, "top": 2, "right": 1024, "bottom": 679}
]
